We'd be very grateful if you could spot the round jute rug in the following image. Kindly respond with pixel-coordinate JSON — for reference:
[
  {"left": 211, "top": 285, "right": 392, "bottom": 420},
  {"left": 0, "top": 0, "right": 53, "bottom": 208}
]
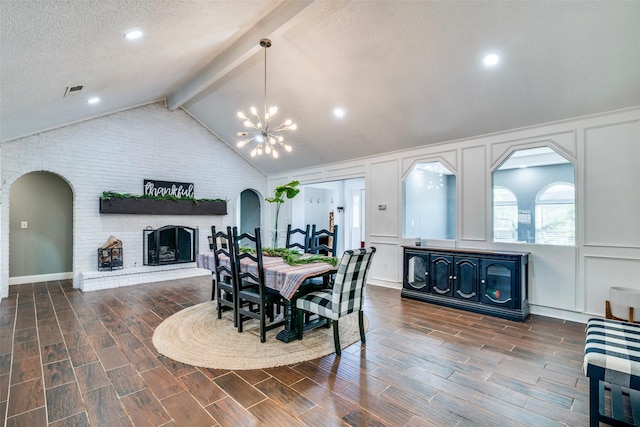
[{"left": 152, "top": 301, "right": 367, "bottom": 370}]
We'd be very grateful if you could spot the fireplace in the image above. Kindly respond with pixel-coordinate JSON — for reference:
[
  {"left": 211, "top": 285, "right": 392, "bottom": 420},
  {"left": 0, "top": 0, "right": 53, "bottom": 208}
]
[{"left": 143, "top": 225, "right": 198, "bottom": 266}]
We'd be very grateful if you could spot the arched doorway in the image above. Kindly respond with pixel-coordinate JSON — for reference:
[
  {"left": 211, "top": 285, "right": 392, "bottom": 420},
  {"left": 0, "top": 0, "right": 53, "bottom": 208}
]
[
  {"left": 9, "top": 171, "right": 73, "bottom": 283},
  {"left": 239, "top": 189, "right": 261, "bottom": 235}
]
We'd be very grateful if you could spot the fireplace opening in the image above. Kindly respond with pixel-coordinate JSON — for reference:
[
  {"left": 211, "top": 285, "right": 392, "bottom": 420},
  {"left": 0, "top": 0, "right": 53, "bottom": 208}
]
[{"left": 143, "top": 225, "right": 198, "bottom": 266}]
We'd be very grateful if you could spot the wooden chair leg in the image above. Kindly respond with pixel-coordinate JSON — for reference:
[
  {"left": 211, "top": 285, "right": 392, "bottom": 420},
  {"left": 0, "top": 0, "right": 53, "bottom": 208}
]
[
  {"left": 296, "top": 309, "right": 304, "bottom": 340},
  {"left": 333, "top": 320, "right": 341, "bottom": 356},
  {"left": 232, "top": 292, "right": 238, "bottom": 328},
  {"left": 216, "top": 292, "right": 222, "bottom": 319},
  {"left": 237, "top": 304, "right": 244, "bottom": 333},
  {"left": 358, "top": 311, "right": 366, "bottom": 343},
  {"left": 589, "top": 377, "right": 600, "bottom": 427},
  {"left": 606, "top": 300, "right": 612, "bottom": 319},
  {"left": 267, "top": 303, "right": 274, "bottom": 322}
]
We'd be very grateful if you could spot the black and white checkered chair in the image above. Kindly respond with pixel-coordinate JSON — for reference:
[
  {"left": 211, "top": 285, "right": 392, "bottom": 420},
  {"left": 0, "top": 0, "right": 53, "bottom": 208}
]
[
  {"left": 295, "top": 247, "right": 376, "bottom": 356},
  {"left": 584, "top": 317, "right": 640, "bottom": 426}
]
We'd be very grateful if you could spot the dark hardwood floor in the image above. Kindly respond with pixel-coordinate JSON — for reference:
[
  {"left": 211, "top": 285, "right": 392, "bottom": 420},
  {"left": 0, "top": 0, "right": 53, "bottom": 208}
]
[{"left": 0, "top": 276, "right": 592, "bottom": 426}]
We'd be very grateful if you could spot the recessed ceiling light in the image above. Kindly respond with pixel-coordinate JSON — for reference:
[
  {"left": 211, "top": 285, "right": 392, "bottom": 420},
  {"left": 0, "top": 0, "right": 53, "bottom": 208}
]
[
  {"left": 484, "top": 53, "right": 500, "bottom": 66},
  {"left": 124, "top": 30, "right": 143, "bottom": 40},
  {"left": 87, "top": 97, "right": 100, "bottom": 104},
  {"left": 333, "top": 108, "right": 345, "bottom": 118}
]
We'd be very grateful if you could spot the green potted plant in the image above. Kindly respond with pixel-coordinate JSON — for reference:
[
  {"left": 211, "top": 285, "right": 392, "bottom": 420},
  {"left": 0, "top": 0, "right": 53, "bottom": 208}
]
[{"left": 265, "top": 180, "right": 300, "bottom": 248}]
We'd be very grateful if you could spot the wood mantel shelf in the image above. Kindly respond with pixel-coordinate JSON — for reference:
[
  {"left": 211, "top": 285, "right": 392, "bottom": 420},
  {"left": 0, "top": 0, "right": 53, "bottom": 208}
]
[{"left": 99, "top": 198, "right": 227, "bottom": 215}]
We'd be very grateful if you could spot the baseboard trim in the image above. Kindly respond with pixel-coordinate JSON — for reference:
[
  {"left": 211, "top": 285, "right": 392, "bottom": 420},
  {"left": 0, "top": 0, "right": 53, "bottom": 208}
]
[{"left": 9, "top": 272, "right": 74, "bottom": 285}]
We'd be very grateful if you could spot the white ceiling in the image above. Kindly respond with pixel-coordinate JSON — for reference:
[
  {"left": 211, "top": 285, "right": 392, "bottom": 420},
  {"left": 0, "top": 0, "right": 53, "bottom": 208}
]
[{"left": 2, "top": 1, "right": 639, "bottom": 175}]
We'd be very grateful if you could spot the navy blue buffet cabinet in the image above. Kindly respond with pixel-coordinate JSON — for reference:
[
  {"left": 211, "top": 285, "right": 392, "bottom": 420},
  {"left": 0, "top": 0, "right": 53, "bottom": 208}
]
[{"left": 402, "top": 246, "right": 530, "bottom": 321}]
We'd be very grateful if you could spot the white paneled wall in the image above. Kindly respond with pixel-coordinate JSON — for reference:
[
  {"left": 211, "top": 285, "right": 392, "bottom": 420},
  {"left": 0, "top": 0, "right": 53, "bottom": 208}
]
[
  {"left": 270, "top": 106, "right": 640, "bottom": 322},
  {"left": 0, "top": 102, "right": 267, "bottom": 297},
  {"left": 583, "top": 120, "right": 640, "bottom": 247},
  {"left": 370, "top": 160, "right": 399, "bottom": 238},
  {"left": 460, "top": 145, "right": 486, "bottom": 241},
  {"left": 3, "top": 101, "right": 638, "bottom": 322}
]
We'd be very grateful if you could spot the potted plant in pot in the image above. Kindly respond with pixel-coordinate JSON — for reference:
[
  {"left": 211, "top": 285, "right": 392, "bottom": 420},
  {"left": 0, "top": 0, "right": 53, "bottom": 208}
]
[{"left": 265, "top": 180, "right": 300, "bottom": 248}]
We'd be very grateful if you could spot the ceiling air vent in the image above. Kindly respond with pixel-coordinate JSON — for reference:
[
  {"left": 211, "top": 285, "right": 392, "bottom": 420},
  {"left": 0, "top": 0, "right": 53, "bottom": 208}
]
[{"left": 63, "top": 85, "right": 84, "bottom": 97}]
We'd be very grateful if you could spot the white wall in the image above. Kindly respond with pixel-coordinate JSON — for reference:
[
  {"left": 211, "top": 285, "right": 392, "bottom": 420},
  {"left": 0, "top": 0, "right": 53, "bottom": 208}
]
[
  {"left": 269, "top": 106, "right": 640, "bottom": 322},
  {"left": 0, "top": 102, "right": 267, "bottom": 297}
]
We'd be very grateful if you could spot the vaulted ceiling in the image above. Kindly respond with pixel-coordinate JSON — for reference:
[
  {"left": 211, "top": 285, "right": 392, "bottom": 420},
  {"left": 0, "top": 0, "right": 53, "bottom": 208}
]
[{"left": 2, "top": 1, "right": 639, "bottom": 175}]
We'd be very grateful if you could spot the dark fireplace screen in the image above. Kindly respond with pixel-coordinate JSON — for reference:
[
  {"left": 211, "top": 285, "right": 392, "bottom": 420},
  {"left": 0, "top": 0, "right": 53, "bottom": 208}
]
[{"left": 143, "top": 225, "right": 198, "bottom": 266}]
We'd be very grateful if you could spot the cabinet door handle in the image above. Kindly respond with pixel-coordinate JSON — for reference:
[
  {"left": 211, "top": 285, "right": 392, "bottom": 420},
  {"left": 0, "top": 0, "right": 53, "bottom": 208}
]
[
  {"left": 481, "top": 279, "right": 485, "bottom": 284},
  {"left": 453, "top": 276, "right": 457, "bottom": 280},
  {"left": 449, "top": 276, "right": 453, "bottom": 280}
]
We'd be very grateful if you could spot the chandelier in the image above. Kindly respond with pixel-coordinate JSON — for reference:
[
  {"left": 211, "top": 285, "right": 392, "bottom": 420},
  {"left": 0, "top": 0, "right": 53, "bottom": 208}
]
[{"left": 236, "top": 38, "right": 296, "bottom": 158}]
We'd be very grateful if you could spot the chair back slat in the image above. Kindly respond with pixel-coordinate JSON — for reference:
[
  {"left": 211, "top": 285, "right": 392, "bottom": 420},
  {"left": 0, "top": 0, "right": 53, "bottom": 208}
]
[
  {"left": 233, "top": 227, "right": 285, "bottom": 342},
  {"left": 309, "top": 224, "right": 339, "bottom": 257},
  {"left": 211, "top": 226, "right": 234, "bottom": 284},
  {"left": 331, "top": 247, "right": 376, "bottom": 316},
  {"left": 232, "top": 227, "right": 265, "bottom": 288},
  {"left": 286, "top": 224, "right": 310, "bottom": 252}
]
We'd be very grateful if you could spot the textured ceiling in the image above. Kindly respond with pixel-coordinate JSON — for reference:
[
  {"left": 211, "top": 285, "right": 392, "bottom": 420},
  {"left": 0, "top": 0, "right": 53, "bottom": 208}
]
[{"left": 2, "top": 1, "right": 640, "bottom": 175}]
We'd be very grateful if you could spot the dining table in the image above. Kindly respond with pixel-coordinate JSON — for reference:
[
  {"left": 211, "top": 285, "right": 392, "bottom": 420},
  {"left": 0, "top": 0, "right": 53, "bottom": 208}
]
[{"left": 197, "top": 252, "right": 337, "bottom": 342}]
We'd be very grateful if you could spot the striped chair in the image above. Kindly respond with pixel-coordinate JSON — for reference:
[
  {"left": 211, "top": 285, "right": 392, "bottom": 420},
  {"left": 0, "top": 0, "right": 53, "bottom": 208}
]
[
  {"left": 584, "top": 317, "right": 640, "bottom": 426},
  {"left": 295, "top": 247, "right": 376, "bottom": 356}
]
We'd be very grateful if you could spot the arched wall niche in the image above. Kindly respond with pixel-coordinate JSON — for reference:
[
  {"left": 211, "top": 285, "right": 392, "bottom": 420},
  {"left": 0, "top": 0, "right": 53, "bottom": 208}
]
[{"left": 8, "top": 170, "right": 74, "bottom": 281}]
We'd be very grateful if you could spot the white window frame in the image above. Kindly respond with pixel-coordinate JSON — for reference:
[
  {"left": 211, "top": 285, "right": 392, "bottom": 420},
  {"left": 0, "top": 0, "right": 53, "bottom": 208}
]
[{"left": 534, "top": 182, "right": 575, "bottom": 245}]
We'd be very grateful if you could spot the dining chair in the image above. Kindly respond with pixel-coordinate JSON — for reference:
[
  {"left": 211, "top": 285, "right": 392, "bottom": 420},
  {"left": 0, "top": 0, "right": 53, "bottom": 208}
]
[
  {"left": 295, "top": 247, "right": 376, "bottom": 356},
  {"left": 285, "top": 224, "right": 310, "bottom": 252},
  {"left": 211, "top": 226, "right": 238, "bottom": 326},
  {"left": 233, "top": 227, "right": 286, "bottom": 343},
  {"left": 304, "top": 224, "right": 340, "bottom": 289},
  {"left": 309, "top": 224, "right": 339, "bottom": 257}
]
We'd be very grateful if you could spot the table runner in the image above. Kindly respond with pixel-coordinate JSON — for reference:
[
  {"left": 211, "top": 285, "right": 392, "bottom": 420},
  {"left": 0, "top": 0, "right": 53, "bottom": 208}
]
[{"left": 196, "top": 252, "right": 335, "bottom": 300}]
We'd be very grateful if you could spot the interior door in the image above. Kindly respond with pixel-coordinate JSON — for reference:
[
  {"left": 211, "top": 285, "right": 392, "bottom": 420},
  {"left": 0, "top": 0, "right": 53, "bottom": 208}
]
[
  {"left": 239, "top": 189, "right": 261, "bottom": 235},
  {"left": 348, "top": 188, "right": 365, "bottom": 249}
]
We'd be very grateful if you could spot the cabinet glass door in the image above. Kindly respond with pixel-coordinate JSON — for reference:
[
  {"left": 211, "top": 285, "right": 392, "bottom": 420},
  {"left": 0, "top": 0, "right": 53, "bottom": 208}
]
[
  {"left": 481, "top": 260, "right": 516, "bottom": 308},
  {"left": 405, "top": 254, "right": 429, "bottom": 291},
  {"left": 430, "top": 255, "right": 453, "bottom": 296},
  {"left": 454, "top": 257, "right": 480, "bottom": 301}
]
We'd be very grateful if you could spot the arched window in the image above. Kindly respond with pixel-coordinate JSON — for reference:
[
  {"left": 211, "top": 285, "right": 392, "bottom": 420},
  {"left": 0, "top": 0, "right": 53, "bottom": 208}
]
[
  {"left": 493, "top": 187, "right": 518, "bottom": 242},
  {"left": 535, "top": 183, "right": 575, "bottom": 245},
  {"left": 492, "top": 146, "right": 575, "bottom": 245}
]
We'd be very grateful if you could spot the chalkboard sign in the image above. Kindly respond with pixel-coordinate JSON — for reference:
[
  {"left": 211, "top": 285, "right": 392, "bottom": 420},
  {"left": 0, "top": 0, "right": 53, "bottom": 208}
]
[{"left": 144, "top": 180, "right": 194, "bottom": 198}]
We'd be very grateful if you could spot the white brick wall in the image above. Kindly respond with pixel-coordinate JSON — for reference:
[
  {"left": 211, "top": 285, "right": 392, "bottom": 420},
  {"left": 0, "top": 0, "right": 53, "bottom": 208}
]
[{"left": 1, "top": 102, "right": 267, "bottom": 295}]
